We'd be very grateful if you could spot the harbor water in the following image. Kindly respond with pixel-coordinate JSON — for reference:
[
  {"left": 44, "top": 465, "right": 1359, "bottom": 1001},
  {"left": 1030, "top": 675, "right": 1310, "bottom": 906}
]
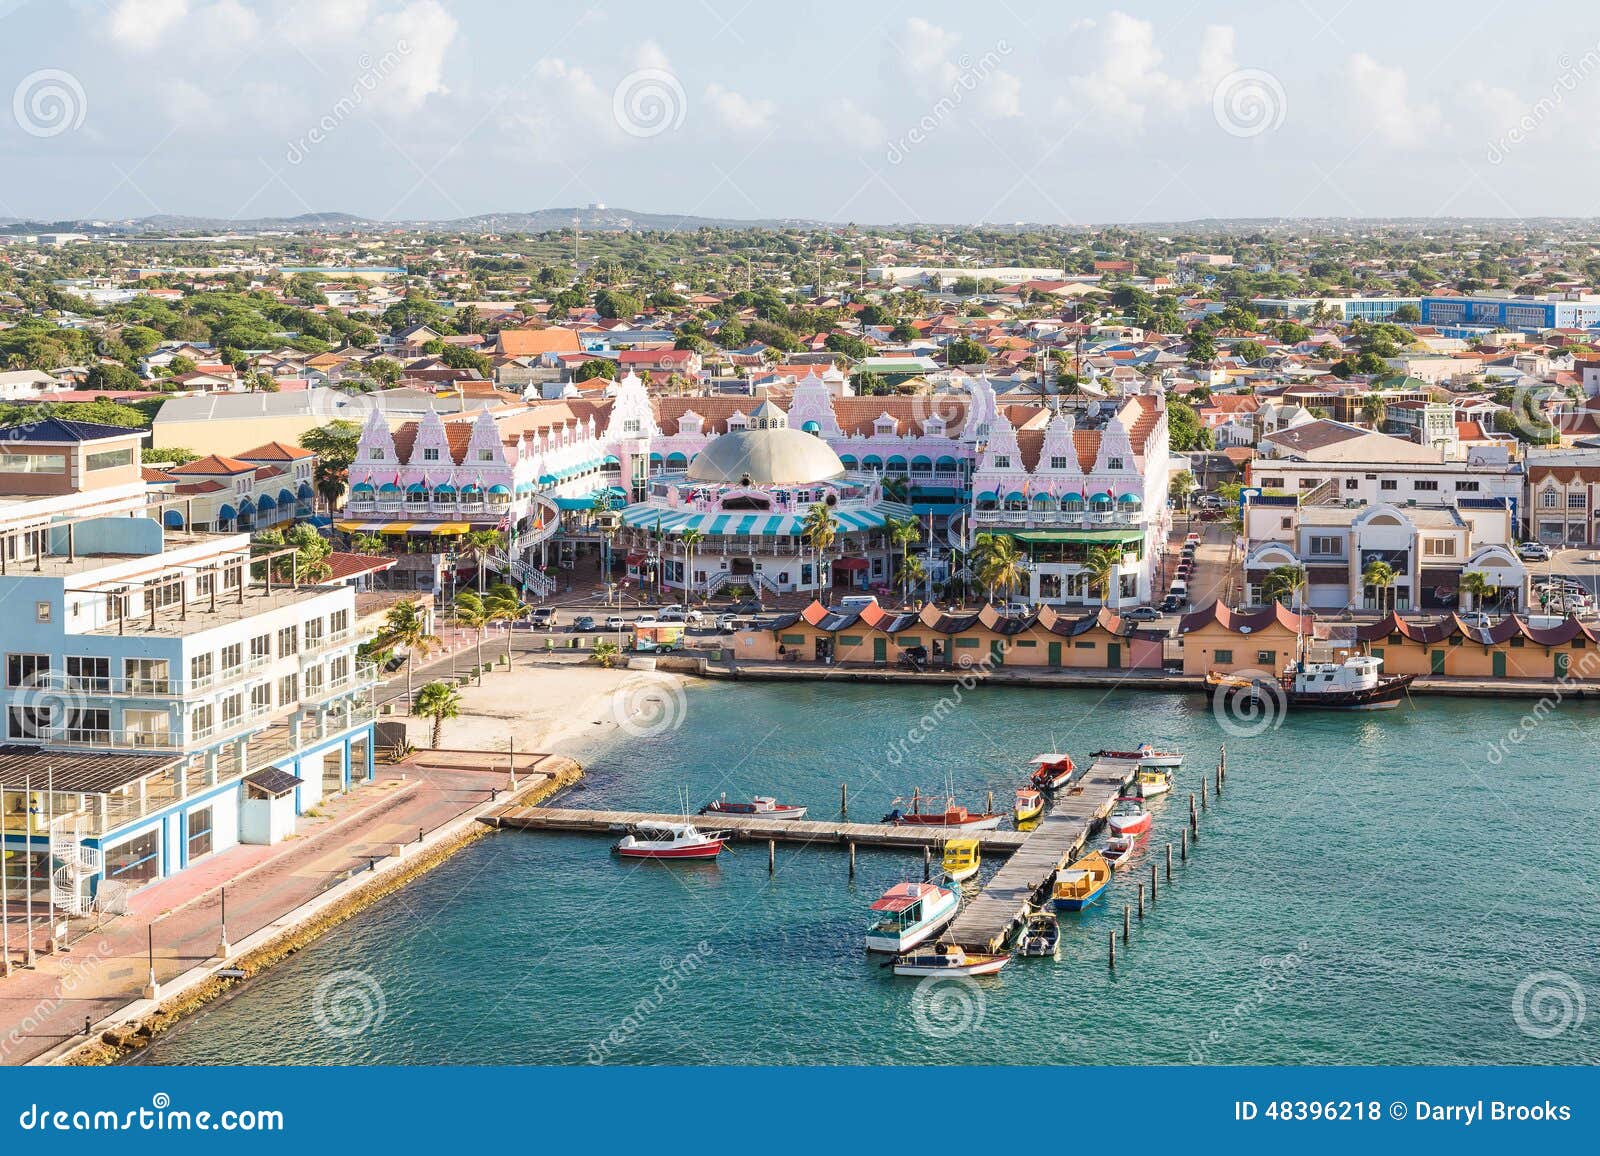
[{"left": 134, "top": 681, "right": 1600, "bottom": 1065}]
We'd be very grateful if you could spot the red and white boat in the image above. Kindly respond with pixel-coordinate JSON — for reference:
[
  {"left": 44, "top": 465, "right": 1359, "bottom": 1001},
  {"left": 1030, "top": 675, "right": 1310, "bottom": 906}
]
[
  {"left": 613, "top": 821, "right": 727, "bottom": 860},
  {"left": 882, "top": 797, "right": 1005, "bottom": 831},
  {"left": 1106, "top": 798, "right": 1152, "bottom": 838},
  {"left": 699, "top": 794, "right": 807, "bottom": 820},
  {"left": 1028, "top": 753, "right": 1077, "bottom": 790},
  {"left": 1103, "top": 829, "right": 1148, "bottom": 866},
  {"left": 1091, "top": 742, "right": 1183, "bottom": 769}
]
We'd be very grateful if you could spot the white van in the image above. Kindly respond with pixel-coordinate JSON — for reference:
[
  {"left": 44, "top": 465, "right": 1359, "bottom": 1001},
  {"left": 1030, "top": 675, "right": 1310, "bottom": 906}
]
[
  {"left": 1168, "top": 581, "right": 1189, "bottom": 600},
  {"left": 837, "top": 595, "right": 879, "bottom": 612}
]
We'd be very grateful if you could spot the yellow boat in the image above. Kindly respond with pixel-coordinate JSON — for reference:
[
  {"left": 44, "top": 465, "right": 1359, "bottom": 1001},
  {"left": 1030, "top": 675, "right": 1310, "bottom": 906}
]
[
  {"left": 1013, "top": 787, "right": 1045, "bottom": 824},
  {"left": 941, "top": 837, "right": 981, "bottom": 883},
  {"left": 1051, "top": 850, "right": 1112, "bottom": 911}
]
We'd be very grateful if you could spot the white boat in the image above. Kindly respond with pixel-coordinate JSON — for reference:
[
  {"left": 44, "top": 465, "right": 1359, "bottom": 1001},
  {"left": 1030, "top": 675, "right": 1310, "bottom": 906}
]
[
  {"left": 1092, "top": 742, "right": 1183, "bottom": 769},
  {"left": 866, "top": 881, "right": 960, "bottom": 953},
  {"left": 1133, "top": 766, "right": 1173, "bottom": 797},
  {"left": 613, "top": 821, "right": 727, "bottom": 861},
  {"left": 1018, "top": 912, "right": 1060, "bottom": 959},
  {"left": 891, "top": 944, "right": 1010, "bottom": 977},
  {"left": 699, "top": 795, "right": 807, "bottom": 820}
]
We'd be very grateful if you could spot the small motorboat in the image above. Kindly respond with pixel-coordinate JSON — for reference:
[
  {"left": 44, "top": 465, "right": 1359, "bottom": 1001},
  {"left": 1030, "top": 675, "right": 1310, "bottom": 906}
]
[
  {"left": 1052, "top": 850, "right": 1112, "bottom": 911},
  {"left": 1134, "top": 765, "right": 1173, "bottom": 797},
  {"left": 1018, "top": 911, "right": 1060, "bottom": 959},
  {"left": 1103, "top": 830, "right": 1146, "bottom": 866},
  {"left": 867, "top": 881, "right": 960, "bottom": 953},
  {"left": 699, "top": 794, "right": 807, "bottom": 820},
  {"left": 941, "top": 837, "right": 981, "bottom": 883},
  {"left": 613, "top": 821, "right": 726, "bottom": 861},
  {"left": 1028, "top": 753, "right": 1077, "bottom": 790},
  {"left": 1107, "top": 798, "right": 1152, "bottom": 838},
  {"left": 1092, "top": 742, "right": 1183, "bottom": 769},
  {"left": 891, "top": 943, "right": 1011, "bottom": 977},
  {"left": 1013, "top": 787, "right": 1045, "bottom": 824},
  {"left": 882, "top": 794, "right": 1006, "bottom": 830}
]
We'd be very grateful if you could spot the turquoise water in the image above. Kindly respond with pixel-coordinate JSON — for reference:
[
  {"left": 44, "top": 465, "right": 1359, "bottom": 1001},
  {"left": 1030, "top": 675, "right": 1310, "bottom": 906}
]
[{"left": 135, "top": 682, "right": 1600, "bottom": 1065}]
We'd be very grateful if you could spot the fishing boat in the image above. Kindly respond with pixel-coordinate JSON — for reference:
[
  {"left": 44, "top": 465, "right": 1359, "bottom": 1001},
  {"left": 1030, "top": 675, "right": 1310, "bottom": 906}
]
[
  {"left": 613, "top": 821, "right": 726, "bottom": 861},
  {"left": 1018, "top": 911, "right": 1061, "bottom": 959},
  {"left": 1107, "top": 797, "right": 1152, "bottom": 837},
  {"left": 1052, "top": 850, "right": 1112, "bottom": 911},
  {"left": 1206, "top": 657, "right": 1415, "bottom": 711},
  {"left": 882, "top": 792, "right": 1005, "bottom": 830},
  {"left": 1091, "top": 742, "right": 1183, "bottom": 769},
  {"left": 866, "top": 881, "right": 961, "bottom": 953},
  {"left": 891, "top": 944, "right": 1011, "bottom": 977},
  {"left": 1013, "top": 787, "right": 1045, "bottom": 824},
  {"left": 941, "top": 837, "right": 981, "bottom": 883},
  {"left": 1103, "top": 830, "right": 1146, "bottom": 866},
  {"left": 698, "top": 794, "right": 807, "bottom": 820},
  {"left": 1028, "top": 753, "right": 1077, "bottom": 790},
  {"left": 1134, "top": 765, "right": 1173, "bottom": 797}
]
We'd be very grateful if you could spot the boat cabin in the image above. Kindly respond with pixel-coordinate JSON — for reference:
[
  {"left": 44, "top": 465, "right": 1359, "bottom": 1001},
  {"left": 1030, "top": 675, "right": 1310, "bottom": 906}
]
[
  {"left": 941, "top": 838, "right": 979, "bottom": 874},
  {"left": 869, "top": 882, "right": 939, "bottom": 933}
]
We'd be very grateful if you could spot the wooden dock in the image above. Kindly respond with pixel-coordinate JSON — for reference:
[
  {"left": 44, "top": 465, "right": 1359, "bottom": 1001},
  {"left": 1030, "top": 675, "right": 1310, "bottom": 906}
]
[
  {"left": 943, "top": 757, "right": 1138, "bottom": 953},
  {"left": 487, "top": 805, "right": 1031, "bottom": 852}
]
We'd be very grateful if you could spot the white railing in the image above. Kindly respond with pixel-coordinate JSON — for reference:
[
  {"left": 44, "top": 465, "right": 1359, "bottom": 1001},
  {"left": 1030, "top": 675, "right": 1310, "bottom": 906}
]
[
  {"left": 700, "top": 570, "right": 732, "bottom": 597},
  {"left": 970, "top": 509, "right": 1143, "bottom": 529},
  {"left": 49, "top": 816, "right": 101, "bottom": 917},
  {"left": 751, "top": 572, "right": 783, "bottom": 597}
]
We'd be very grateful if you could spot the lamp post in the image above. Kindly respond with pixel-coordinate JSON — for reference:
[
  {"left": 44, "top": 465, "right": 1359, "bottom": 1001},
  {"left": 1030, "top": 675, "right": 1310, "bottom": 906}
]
[
  {"left": 143, "top": 921, "right": 160, "bottom": 1000},
  {"left": 216, "top": 886, "right": 230, "bottom": 960}
]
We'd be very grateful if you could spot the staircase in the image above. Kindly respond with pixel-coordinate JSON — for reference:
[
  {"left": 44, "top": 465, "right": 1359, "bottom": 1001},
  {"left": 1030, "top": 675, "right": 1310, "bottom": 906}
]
[
  {"left": 1299, "top": 477, "right": 1343, "bottom": 507},
  {"left": 700, "top": 570, "right": 732, "bottom": 598},
  {"left": 486, "top": 551, "right": 557, "bottom": 598},
  {"left": 49, "top": 816, "right": 102, "bottom": 917},
  {"left": 751, "top": 572, "right": 784, "bottom": 598}
]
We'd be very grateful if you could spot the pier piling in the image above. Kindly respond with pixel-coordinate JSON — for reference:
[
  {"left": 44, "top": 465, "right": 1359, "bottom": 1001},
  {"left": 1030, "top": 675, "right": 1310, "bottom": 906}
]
[
  {"left": 1181, "top": 828, "right": 1188, "bottom": 860},
  {"left": 1201, "top": 776, "right": 1208, "bottom": 809},
  {"left": 1123, "top": 904, "right": 1130, "bottom": 943},
  {"left": 1166, "top": 842, "right": 1173, "bottom": 882},
  {"left": 848, "top": 842, "right": 856, "bottom": 879},
  {"left": 1215, "top": 764, "right": 1222, "bottom": 797},
  {"left": 840, "top": 782, "right": 847, "bottom": 818},
  {"left": 922, "top": 845, "right": 930, "bottom": 882},
  {"left": 1189, "top": 793, "right": 1198, "bottom": 837},
  {"left": 767, "top": 839, "right": 775, "bottom": 874},
  {"left": 1108, "top": 929, "right": 1116, "bottom": 969},
  {"left": 1137, "top": 882, "right": 1145, "bottom": 919},
  {"left": 1150, "top": 862, "right": 1158, "bottom": 903}
]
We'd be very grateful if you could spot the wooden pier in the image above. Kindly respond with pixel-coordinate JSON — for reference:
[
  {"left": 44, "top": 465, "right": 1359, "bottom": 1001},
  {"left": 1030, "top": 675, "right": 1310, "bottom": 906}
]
[
  {"left": 487, "top": 805, "right": 1031, "bottom": 852},
  {"left": 943, "top": 757, "right": 1138, "bottom": 953}
]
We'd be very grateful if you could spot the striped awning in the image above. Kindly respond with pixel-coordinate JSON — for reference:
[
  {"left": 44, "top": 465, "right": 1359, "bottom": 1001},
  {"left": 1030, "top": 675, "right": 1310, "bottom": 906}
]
[
  {"left": 378, "top": 523, "right": 414, "bottom": 535},
  {"left": 616, "top": 502, "right": 904, "bottom": 537},
  {"left": 427, "top": 522, "right": 471, "bottom": 535}
]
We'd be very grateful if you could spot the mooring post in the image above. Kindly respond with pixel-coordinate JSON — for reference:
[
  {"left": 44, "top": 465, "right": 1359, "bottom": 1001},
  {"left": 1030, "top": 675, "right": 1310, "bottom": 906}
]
[
  {"left": 922, "top": 845, "right": 931, "bottom": 882},
  {"left": 1215, "top": 763, "right": 1222, "bottom": 797},
  {"left": 1137, "top": 882, "right": 1145, "bottom": 919},
  {"left": 1201, "top": 776, "right": 1208, "bottom": 809},
  {"left": 1189, "top": 793, "right": 1198, "bottom": 835},
  {"left": 1108, "top": 929, "right": 1116, "bottom": 969},
  {"left": 1123, "top": 904, "right": 1130, "bottom": 943},
  {"left": 986, "top": 789, "right": 994, "bottom": 814},
  {"left": 1166, "top": 842, "right": 1174, "bottom": 882},
  {"left": 1181, "top": 827, "right": 1189, "bottom": 860},
  {"left": 767, "top": 839, "right": 775, "bottom": 874},
  {"left": 1150, "top": 861, "right": 1158, "bottom": 903},
  {"left": 840, "top": 782, "right": 848, "bottom": 818}
]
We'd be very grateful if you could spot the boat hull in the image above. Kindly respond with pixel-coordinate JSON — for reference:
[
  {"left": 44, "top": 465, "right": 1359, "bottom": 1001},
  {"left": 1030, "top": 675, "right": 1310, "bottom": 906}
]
[
  {"left": 888, "top": 814, "right": 1006, "bottom": 831},
  {"left": 700, "top": 803, "right": 807, "bottom": 819},
  {"left": 1052, "top": 880, "right": 1110, "bottom": 911},
  {"left": 866, "top": 892, "right": 960, "bottom": 953},
  {"left": 1107, "top": 813, "right": 1152, "bottom": 837},
  {"left": 1212, "top": 673, "right": 1416, "bottom": 712},
  {"left": 615, "top": 841, "right": 724, "bottom": 860},
  {"left": 892, "top": 955, "right": 1010, "bottom": 977}
]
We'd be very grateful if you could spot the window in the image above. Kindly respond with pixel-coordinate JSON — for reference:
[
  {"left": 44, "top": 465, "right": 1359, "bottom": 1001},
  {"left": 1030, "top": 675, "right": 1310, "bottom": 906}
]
[
  {"left": 190, "top": 653, "right": 214, "bottom": 687},
  {"left": 1214, "top": 649, "right": 1234, "bottom": 664},
  {"left": 1108, "top": 457, "right": 1124, "bottom": 471},
  {"left": 330, "top": 655, "right": 350, "bottom": 687},
  {"left": 124, "top": 658, "right": 170, "bottom": 695},
  {"left": 65, "top": 656, "right": 109, "bottom": 692},
  {"left": 1569, "top": 493, "right": 1588, "bottom": 510},
  {"left": 0, "top": 453, "right": 66, "bottom": 474},
  {"left": 368, "top": 448, "right": 383, "bottom": 460},
  {"left": 104, "top": 830, "right": 160, "bottom": 885},
  {"left": 186, "top": 807, "right": 214, "bottom": 860},
  {"left": 993, "top": 454, "right": 1010, "bottom": 468},
  {"left": 250, "top": 683, "right": 272, "bottom": 716},
  {"left": 220, "top": 642, "right": 242, "bottom": 675},
  {"left": 623, "top": 419, "right": 641, "bottom": 434},
  {"left": 1541, "top": 489, "right": 1559, "bottom": 509},
  {"left": 223, "top": 564, "right": 243, "bottom": 590},
  {"left": 1309, "top": 535, "right": 1341, "bottom": 556},
  {"left": 1413, "top": 479, "right": 1439, "bottom": 492},
  {"left": 1422, "top": 538, "right": 1455, "bottom": 558},
  {"left": 1050, "top": 455, "right": 1070, "bottom": 470},
  {"left": 250, "top": 633, "right": 271, "bottom": 664},
  {"left": 5, "top": 654, "right": 48, "bottom": 689},
  {"left": 305, "top": 665, "right": 325, "bottom": 697},
  {"left": 330, "top": 609, "right": 349, "bottom": 638},
  {"left": 1344, "top": 478, "right": 1358, "bottom": 490},
  {"left": 60, "top": 709, "right": 109, "bottom": 743},
  {"left": 1298, "top": 478, "right": 1321, "bottom": 490},
  {"left": 1455, "top": 480, "right": 1480, "bottom": 492},
  {"left": 277, "top": 673, "right": 299, "bottom": 705},
  {"left": 304, "top": 618, "right": 325, "bottom": 649},
  {"left": 1256, "top": 650, "right": 1275, "bottom": 664},
  {"left": 190, "top": 703, "right": 214, "bottom": 738},
  {"left": 422, "top": 447, "right": 440, "bottom": 461},
  {"left": 1380, "top": 479, "right": 1398, "bottom": 491},
  {"left": 86, "top": 447, "right": 135, "bottom": 471},
  {"left": 1260, "top": 476, "right": 1285, "bottom": 488},
  {"left": 477, "top": 449, "right": 494, "bottom": 461},
  {"left": 196, "top": 573, "right": 214, "bottom": 598},
  {"left": 8, "top": 705, "right": 49, "bottom": 740},
  {"left": 221, "top": 693, "right": 242, "bottom": 728},
  {"left": 277, "top": 626, "right": 298, "bottom": 657}
]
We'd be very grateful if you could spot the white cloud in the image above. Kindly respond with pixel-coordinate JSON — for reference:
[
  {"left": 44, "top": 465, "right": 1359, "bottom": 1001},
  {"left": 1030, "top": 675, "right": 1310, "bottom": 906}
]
[
  {"left": 370, "top": 1, "right": 458, "bottom": 112},
  {"left": 978, "top": 71, "right": 1023, "bottom": 118},
  {"left": 703, "top": 83, "right": 774, "bottom": 134},
  {"left": 900, "top": 17, "right": 964, "bottom": 94},
  {"left": 194, "top": 0, "right": 261, "bottom": 49},
  {"left": 1344, "top": 53, "right": 1442, "bottom": 147},
  {"left": 109, "top": 0, "right": 189, "bottom": 52},
  {"left": 1056, "top": 12, "right": 1238, "bottom": 131},
  {"left": 826, "top": 98, "right": 885, "bottom": 150},
  {"left": 160, "top": 78, "right": 224, "bottom": 131}
]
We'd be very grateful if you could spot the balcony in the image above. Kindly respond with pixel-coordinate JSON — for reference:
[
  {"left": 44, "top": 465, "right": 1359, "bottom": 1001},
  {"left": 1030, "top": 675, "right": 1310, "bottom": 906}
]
[{"left": 971, "top": 509, "right": 1145, "bottom": 530}]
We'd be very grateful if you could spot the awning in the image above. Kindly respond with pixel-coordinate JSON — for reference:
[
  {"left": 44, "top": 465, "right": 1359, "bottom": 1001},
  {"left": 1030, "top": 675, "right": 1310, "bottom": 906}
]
[
  {"left": 427, "top": 522, "right": 470, "bottom": 535},
  {"left": 336, "top": 520, "right": 387, "bottom": 533},
  {"left": 379, "top": 523, "right": 414, "bottom": 535},
  {"left": 834, "top": 557, "right": 869, "bottom": 571},
  {"left": 1008, "top": 529, "right": 1145, "bottom": 545}
]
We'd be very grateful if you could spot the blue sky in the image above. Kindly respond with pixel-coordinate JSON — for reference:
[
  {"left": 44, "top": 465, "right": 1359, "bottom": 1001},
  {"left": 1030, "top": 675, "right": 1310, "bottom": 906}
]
[{"left": 1, "top": 0, "right": 1597, "bottom": 224}]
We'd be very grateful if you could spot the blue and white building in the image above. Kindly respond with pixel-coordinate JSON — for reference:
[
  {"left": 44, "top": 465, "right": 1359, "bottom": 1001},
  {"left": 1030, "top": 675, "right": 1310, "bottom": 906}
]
[{"left": 1420, "top": 294, "right": 1600, "bottom": 333}]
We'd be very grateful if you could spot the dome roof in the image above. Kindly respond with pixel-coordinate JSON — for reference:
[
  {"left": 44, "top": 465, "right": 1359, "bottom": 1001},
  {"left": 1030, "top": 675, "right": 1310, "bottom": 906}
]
[{"left": 685, "top": 427, "right": 846, "bottom": 486}]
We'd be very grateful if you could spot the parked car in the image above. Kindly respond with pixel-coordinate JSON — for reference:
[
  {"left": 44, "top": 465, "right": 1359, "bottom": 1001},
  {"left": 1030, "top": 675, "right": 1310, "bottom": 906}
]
[
  {"left": 1125, "top": 606, "right": 1161, "bottom": 621},
  {"left": 603, "top": 615, "right": 625, "bottom": 630},
  {"left": 1002, "top": 600, "right": 1033, "bottom": 617},
  {"left": 1518, "top": 541, "right": 1552, "bottom": 561},
  {"left": 530, "top": 606, "right": 555, "bottom": 626},
  {"left": 716, "top": 613, "right": 739, "bottom": 631},
  {"left": 571, "top": 615, "right": 596, "bottom": 632},
  {"left": 683, "top": 608, "right": 705, "bottom": 626},
  {"left": 658, "top": 605, "right": 688, "bottom": 622},
  {"left": 1160, "top": 594, "right": 1186, "bottom": 613}
]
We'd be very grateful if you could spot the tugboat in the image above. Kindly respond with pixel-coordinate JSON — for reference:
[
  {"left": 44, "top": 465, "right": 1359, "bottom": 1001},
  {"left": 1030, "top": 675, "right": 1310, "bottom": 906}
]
[{"left": 1208, "top": 653, "right": 1415, "bottom": 711}]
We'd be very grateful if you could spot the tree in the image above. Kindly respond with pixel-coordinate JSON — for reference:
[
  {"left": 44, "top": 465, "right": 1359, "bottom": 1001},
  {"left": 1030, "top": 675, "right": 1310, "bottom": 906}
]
[
  {"left": 1168, "top": 469, "right": 1196, "bottom": 509},
  {"left": 1186, "top": 333, "right": 1216, "bottom": 367},
  {"left": 364, "top": 357, "right": 403, "bottom": 386},
  {"left": 454, "top": 589, "right": 492, "bottom": 682},
  {"left": 800, "top": 501, "right": 839, "bottom": 600},
  {"left": 1393, "top": 303, "right": 1421, "bottom": 323},
  {"left": 824, "top": 332, "right": 870, "bottom": 360},
  {"left": 413, "top": 681, "right": 463, "bottom": 749},
  {"left": 677, "top": 528, "right": 705, "bottom": 603},
  {"left": 1459, "top": 570, "right": 1495, "bottom": 614},
  {"left": 375, "top": 598, "right": 440, "bottom": 710},
  {"left": 1361, "top": 559, "right": 1398, "bottom": 614},
  {"left": 253, "top": 523, "right": 332, "bottom": 583},
  {"left": 350, "top": 532, "right": 386, "bottom": 554},
  {"left": 84, "top": 363, "right": 143, "bottom": 391},
  {"left": 457, "top": 529, "right": 506, "bottom": 592},
  {"left": 1261, "top": 563, "right": 1308, "bottom": 609},
  {"left": 944, "top": 337, "right": 988, "bottom": 365},
  {"left": 300, "top": 419, "right": 363, "bottom": 512},
  {"left": 594, "top": 289, "right": 643, "bottom": 319},
  {"left": 885, "top": 515, "right": 921, "bottom": 596},
  {"left": 1082, "top": 544, "right": 1122, "bottom": 608},
  {"left": 896, "top": 554, "right": 927, "bottom": 602},
  {"left": 440, "top": 344, "right": 492, "bottom": 376},
  {"left": 574, "top": 359, "right": 616, "bottom": 383},
  {"left": 976, "top": 534, "right": 1030, "bottom": 604},
  {"left": 592, "top": 640, "right": 621, "bottom": 668},
  {"left": 1361, "top": 393, "right": 1388, "bottom": 428},
  {"left": 1167, "top": 401, "right": 1213, "bottom": 452},
  {"left": 485, "top": 582, "right": 530, "bottom": 666}
]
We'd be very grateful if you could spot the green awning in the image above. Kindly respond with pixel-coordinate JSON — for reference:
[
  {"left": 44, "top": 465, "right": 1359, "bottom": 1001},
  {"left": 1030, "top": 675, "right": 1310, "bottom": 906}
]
[{"left": 1007, "top": 529, "right": 1145, "bottom": 545}]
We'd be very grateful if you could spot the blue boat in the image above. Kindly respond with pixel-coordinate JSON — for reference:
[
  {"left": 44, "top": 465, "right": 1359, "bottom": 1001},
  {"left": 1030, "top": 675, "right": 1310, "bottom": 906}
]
[{"left": 1051, "top": 851, "right": 1111, "bottom": 911}]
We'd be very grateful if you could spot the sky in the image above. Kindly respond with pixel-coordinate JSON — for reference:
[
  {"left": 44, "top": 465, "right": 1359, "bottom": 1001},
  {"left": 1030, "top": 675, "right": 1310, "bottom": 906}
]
[{"left": 2, "top": 0, "right": 1599, "bottom": 225}]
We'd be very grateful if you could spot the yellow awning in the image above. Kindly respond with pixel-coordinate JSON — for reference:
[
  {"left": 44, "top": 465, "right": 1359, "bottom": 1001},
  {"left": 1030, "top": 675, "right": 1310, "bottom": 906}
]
[
  {"left": 378, "top": 523, "right": 414, "bottom": 535},
  {"left": 429, "top": 522, "right": 470, "bottom": 535},
  {"left": 335, "top": 520, "right": 364, "bottom": 532}
]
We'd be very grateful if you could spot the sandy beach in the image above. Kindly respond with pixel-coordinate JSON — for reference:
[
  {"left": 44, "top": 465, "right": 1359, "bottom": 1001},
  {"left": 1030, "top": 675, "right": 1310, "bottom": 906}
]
[{"left": 400, "top": 657, "right": 691, "bottom": 762}]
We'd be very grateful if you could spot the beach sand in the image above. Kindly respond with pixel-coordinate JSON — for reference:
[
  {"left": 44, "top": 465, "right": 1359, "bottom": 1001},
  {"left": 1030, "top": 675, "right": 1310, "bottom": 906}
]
[{"left": 403, "top": 658, "right": 690, "bottom": 761}]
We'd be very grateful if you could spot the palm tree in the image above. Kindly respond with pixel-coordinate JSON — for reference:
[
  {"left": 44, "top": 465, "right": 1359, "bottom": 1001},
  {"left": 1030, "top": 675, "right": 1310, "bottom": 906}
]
[
  {"left": 350, "top": 532, "right": 386, "bottom": 554},
  {"left": 1167, "top": 470, "right": 1195, "bottom": 510},
  {"left": 1362, "top": 559, "right": 1398, "bottom": 614},
  {"left": 1459, "top": 570, "right": 1495, "bottom": 615},
  {"left": 374, "top": 597, "right": 439, "bottom": 711},
  {"left": 458, "top": 529, "right": 507, "bottom": 592},
  {"left": 969, "top": 532, "right": 1003, "bottom": 603},
  {"left": 886, "top": 515, "right": 922, "bottom": 593},
  {"left": 678, "top": 528, "right": 704, "bottom": 605},
  {"left": 1361, "top": 392, "right": 1387, "bottom": 429},
  {"left": 454, "top": 589, "right": 492, "bottom": 682},
  {"left": 592, "top": 640, "right": 621, "bottom": 668},
  {"left": 895, "top": 554, "right": 927, "bottom": 603},
  {"left": 1082, "top": 544, "right": 1122, "bottom": 608},
  {"left": 413, "top": 680, "right": 462, "bottom": 749},
  {"left": 1261, "top": 563, "right": 1308, "bottom": 610},
  {"left": 485, "top": 581, "right": 530, "bottom": 666},
  {"left": 978, "top": 535, "right": 1030, "bottom": 605},
  {"left": 800, "top": 501, "right": 839, "bottom": 601}
]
